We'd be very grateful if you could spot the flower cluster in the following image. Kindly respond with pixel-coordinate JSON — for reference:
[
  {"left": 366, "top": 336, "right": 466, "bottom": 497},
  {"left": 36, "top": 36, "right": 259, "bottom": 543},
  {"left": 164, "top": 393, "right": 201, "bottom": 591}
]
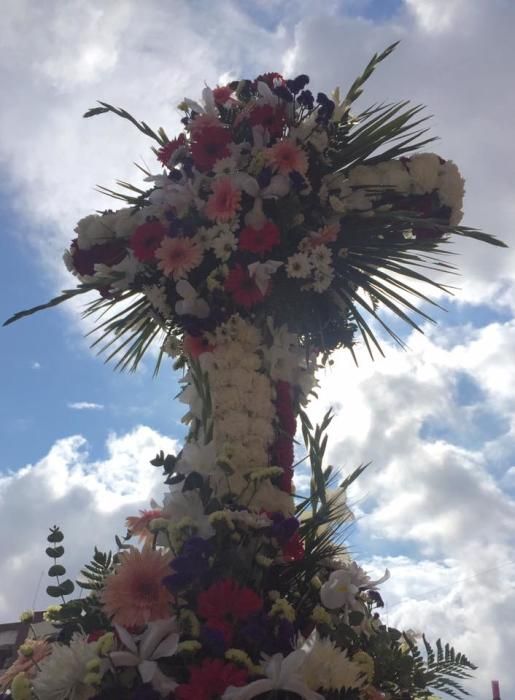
[
  {"left": 3, "top": 47, "right": 488, "bottom": 700},
  {"left": 60, "top": 69, "right": 468, "bottom": 358}
]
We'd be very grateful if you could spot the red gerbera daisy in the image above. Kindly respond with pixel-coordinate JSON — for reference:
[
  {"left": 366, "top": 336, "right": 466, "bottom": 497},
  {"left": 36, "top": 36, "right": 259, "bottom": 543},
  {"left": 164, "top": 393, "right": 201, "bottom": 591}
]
[
  {"left": 190, "top": 126, "right": 232, "bottom": 172},
  {"left": 156, "top": 133, "right": 187, "bottom": 167},
  {"left": 175, "top": 659, "right": 248, "bottom": 700},
  {"left": 249, "top": 104, "right": 286, "bottom": 138},
  {"left": 129, "top": 221, "right": 166, "bottom": 261},
  {"left": 224, "top": 265, "right": 266, "bottom": 308},
  {"left": 240, "top": 221, "right": 280, "bottom": 254},
  {"left": 198, "top": 578, "right": 263, "bottom": 623}
]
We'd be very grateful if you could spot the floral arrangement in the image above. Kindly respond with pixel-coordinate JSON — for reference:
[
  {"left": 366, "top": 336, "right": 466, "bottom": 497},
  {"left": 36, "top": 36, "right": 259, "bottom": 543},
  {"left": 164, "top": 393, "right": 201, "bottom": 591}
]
[{"left": 2, "top": 43, "right": 504, "bottom": 700}]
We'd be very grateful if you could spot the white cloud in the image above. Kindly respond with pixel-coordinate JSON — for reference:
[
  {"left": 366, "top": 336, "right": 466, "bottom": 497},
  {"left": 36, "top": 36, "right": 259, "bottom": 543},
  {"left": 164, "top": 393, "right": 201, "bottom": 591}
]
[
  {"left": 67, "top": 401, "right": 104, "bottom": 410},
  {"left": 0, "top": 425, "right": 178, "bottom": 622}
]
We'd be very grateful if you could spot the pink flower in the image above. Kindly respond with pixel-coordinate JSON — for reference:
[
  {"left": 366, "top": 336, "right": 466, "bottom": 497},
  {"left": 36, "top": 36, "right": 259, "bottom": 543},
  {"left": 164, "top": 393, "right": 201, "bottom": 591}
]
[
  {"left": 101, "top": 547, "right": 174, "bottom": 627},
  {"left": 267, "top": 139, "right": 308, "bottom": 176},
  {"left": 126, "top": 508, "right": 163, "bottom": 543},
  {"left": 155, "top": 237, "right": 203, "bottom": 279},
  {"left": 205, "top": 177, "right": 241, "bottom": 222}
]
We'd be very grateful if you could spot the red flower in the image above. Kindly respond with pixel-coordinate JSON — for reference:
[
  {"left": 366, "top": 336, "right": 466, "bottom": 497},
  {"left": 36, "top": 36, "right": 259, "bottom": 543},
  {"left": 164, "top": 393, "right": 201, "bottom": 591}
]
[
  {"left": 280, "top": 466, "right": 294, "bottom": 492},
  {"left": 212, "top": 85, "right": 234, "bottom": 106},
  {"left": 198, "top": 579, "right": 263, "bottom": 623},
  {"left": 225, "top": 265, "right": 266, "bottom": 308},
  {"left": 275, "top": 380, "right": 296, "bottom": 436},
  {"left": 249, "top": 104, "right": 286, "bottom": 138},
  {"left": 71, "top": 240, "right": 126, "bottom": 276},
  {"left": 175, "top": 659, "right": 248, "bottom": 700},
  {"left": 191, "top": 126, "right": 232, "bottom": 172},
  {"left": 271, "top": 433, "right": 294, "bottom": 470},
  {"left": 184, "top": 334, "right": 213, "bottom": 358},
  {"left": 255, "top": 71, "right": 285, "bottom": 88},
  {"left": 156, "top": 133, "right": 187, "bottom": 167},
  {"left": 282, "top": 532, "right": 305, "bottom": 562},
  {"left": 239, "top": 221, "right": 280, "bottom": 254},
  {"left": 129, "top": 221, "right": 167, "bottom": 261}
]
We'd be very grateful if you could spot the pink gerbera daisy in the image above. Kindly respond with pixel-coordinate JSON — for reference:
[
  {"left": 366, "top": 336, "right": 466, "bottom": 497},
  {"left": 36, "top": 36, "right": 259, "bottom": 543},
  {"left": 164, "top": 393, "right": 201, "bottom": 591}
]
[
  {"left": 155, "top": 237, "right": 203, "bottom": 280},
  {"left": 101, "top": 546, "right": 173, "bottom": 627},
  {"left": 267, "top": 139, "right": 309, "bottom": 176},
  {"left": 205, "top": 177, "right": 241, "bottom": 222}
]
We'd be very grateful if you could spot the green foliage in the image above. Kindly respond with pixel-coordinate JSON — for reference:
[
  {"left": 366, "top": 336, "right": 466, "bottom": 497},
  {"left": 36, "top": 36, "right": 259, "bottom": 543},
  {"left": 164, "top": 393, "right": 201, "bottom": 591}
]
[
  {"left": 45, "top": 526, "right": 75, "bottom": 601},
  {"left": 77, "top": 547, "right": 115, "bottom": 592}
]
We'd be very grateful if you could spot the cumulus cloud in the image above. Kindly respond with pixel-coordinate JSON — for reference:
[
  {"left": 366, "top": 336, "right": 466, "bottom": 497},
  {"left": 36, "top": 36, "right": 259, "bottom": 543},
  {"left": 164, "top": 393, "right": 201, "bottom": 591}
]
[
  {"left": 0, "top": 425, "right": 177, "bottom": 622},
  {"left": 67, "top": 401, "right": 104, "bottom": 410}
]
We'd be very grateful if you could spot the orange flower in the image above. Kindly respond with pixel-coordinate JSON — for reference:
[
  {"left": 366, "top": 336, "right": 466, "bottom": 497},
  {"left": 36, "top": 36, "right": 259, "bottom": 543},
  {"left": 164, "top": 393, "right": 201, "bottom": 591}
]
[
  {"left": 126, "top": 508, "right": 163, "bottom": 543},
  {"left": 0, "top": 638, "right": 51, "bottom": 689},
  {"left": 205, "top": 177, "right": 241, "bottom": 222},
  {"left": 155, "top": 237, "right": 203, "bottom": 280},
  {"left": 101, "top": 547, "right": 173, "bottom": 627},
  {"left": 309, "top": 223, "right": 340, "bottom": 247},
  {"left": 267, "top": 139, "right": 308, "bottom": 176}
]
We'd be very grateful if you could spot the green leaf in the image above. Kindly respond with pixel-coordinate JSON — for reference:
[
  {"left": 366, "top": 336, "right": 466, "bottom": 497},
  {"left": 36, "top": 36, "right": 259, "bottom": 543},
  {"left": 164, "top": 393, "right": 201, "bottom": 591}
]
[
  {"left": 46, "top": 585, "right": 65, "bottom": 598},
  {"left": 58, "top": 579, "right": 76, "bottom": 595},
  {"left": 48, "top": 564, "right": 66, "bottom": 577},
  {"left": 348, "top": 611, "right": 365, "bottom": 626},
  {"left": 47, "top": 527, "right": 64, "bottom": 543},
  {"left": 46, "top": 546, "right": 65, "bottom": 558}
]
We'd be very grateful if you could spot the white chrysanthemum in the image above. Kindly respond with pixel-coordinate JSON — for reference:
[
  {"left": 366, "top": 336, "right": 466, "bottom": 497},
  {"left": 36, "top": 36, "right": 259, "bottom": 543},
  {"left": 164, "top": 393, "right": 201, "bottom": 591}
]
[
  {"left": 213, "top": 156, "right": 239, "bottom": 176},
  {"left": 375, "top": 160, "right": 412, "bottom": 192},
  {"left": 143, "top": 284, "right": 172, "bottom": 318},
  {"left": 32, "top": 634, "right": 99, "bottom": 700},
  {"left": 286, "top": 252, "right": 312, "bottom": 278},
  {"left": 311, "top": 268, "right": 333, "bottom": 293},
  {"left": 302, "top": 635, "right": 367, "bottom": 691},
  {"left": 212, "top": 230, "right": 238, "bottom": 261}
]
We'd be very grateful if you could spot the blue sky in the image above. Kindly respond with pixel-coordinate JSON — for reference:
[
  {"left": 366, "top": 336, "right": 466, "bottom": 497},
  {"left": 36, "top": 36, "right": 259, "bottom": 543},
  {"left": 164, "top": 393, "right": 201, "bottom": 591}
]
[{"left": 1, "top": 0, "right": 515, "bottom": 694}]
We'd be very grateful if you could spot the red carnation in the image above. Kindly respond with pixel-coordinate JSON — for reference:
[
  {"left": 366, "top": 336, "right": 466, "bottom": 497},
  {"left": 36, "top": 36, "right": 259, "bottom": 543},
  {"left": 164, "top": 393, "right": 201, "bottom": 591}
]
[
  {"left": 175, "top": 659, "right": 248, "bottom": 700},
  {"left": 190, "top": 126, "right": 232, "bottom": 172},
  {"left": 225, "top": 265, "right": 266, "bottom": 308},
  {"left": 240, "top": 221, "right": 280, "bottom": 254},
  {"left": 255, "top": 71, "right": 285, "bottom": 88},
  {"left": 249, "top": 104, "right": 286, "bottom": 138},
  {"left": 212, "top": 85, "right": 233, "bottom": 106},
  {"left": 129, "top": 221, "right": 167, "bottom": 261},
  {"left": 275, "top": 380, "right": 296, "bottom": 436},
  {"left": 156, "top": 133, "right": 187, "bottom": 167},
  {"left": 198, "top": 578, "right": 263, "bottom": 623},
  {"left": 271, "top": 433, "right": 294, "bottom": 470},
  {"left": 71, "top": 240, "right": 126, "bottom": 276}
]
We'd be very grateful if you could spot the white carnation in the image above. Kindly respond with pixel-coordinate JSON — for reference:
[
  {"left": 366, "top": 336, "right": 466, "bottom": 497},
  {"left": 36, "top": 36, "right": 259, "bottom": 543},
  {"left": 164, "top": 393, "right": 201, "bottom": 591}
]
[{"left": 407, "top": 152, "right": 441, "bottom": 193}]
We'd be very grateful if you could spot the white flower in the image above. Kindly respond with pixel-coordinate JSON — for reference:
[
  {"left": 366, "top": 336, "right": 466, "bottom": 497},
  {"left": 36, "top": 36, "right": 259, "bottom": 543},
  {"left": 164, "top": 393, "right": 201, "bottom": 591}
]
[
  {"left": 95, "top": 252, "right": 140, "bottom": 291},
  {"left": 110, "top": 619, "right": 179, "bottom": 695},
  {"left": 213, "top": 156, "right": 239, "bottom": 176},
  {"left": 222, "top": 651, "right": 323, "bottom": 700},
  {"left": 162, "top": 489, "right": 214, "bottom": 539},
  {"left": 301, "top": 633, "right": 367, "bottom": 691},
  {"left": 175, "top": 279, "right": 210, "bottom": 318},
  {"left": 320, "top": 563, "right": 390, "bottom": 610},
  {"left": 311, "top": 268, "right": 333, "bottom": 293},
  {"left": 75, "top": 213, "right": 115, "bottom": 250},
  {"left": 310, "top": 245, "right": 332, "bottom": 269},
  {"left": 286, "top": 252, "right": 312, "bottom": 278},
  {"left": 212, "top": 230, "right": 238, "bottom": 261},
  {"left": 407, "top": 152, "right": 441, "bottom": 193},
  {"left": 32, "top": 634, "right": 99, "bottom": 700},
  {"left": 248, "top": 260, "right": 283, "bottom": 294},
  {"left": 143, "top": 284, "right": 172, "bottom": 318},
  {"left": 177, "top": 440, "right": 216, "bottom": 475}
]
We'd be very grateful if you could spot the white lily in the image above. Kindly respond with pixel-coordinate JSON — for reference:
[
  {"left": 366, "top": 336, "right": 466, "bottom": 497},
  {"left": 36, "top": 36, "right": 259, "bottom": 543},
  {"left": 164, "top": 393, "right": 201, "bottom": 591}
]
[
  {"left": 248, "top": 260, "right": 283, "bottom": 295},
  {"left": 321, "top": 562, "right": 390, "bottom": 610},
  {"left": 175, "top": 279, "right": 210, "bottom": 318},
  {"left": 222, "top": 650, "right": 324, "bottom": 700},
  {"left": 111, "top": 618, "right": 179, "bottom": 694}
]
